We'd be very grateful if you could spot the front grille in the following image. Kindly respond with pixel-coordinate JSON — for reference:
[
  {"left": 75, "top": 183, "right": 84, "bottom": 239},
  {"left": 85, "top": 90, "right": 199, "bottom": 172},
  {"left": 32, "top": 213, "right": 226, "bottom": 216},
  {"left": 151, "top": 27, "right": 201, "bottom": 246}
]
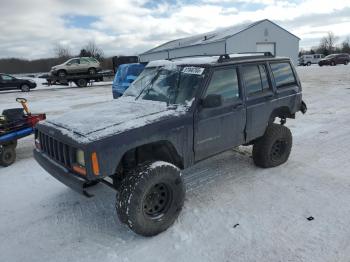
[{"left": 38, "top": 130, "right": 75, "bottom": 169}]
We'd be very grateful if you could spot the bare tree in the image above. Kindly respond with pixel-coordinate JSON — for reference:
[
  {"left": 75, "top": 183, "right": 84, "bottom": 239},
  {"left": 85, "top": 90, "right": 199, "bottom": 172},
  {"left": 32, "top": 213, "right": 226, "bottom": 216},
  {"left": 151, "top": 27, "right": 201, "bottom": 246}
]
[
  {"left": 54, "top": 44, "right": 71, "bottom": 59},
  {"left": 318, "top": 32, "right": 338, "bottom": 55},
  {"left": 341, "top": 37, "right": 350, "bottom": 53},
  {"left": 80, "top": 40, "right": 104, "bottom": 60}
]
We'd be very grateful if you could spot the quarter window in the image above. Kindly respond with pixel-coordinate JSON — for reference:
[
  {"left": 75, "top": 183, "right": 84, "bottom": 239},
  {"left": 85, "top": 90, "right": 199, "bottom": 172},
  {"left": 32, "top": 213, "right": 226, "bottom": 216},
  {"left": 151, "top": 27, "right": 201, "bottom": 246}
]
[
  {"left": 205, "top": 68, "right": 239, "bottom": 102},
  {"left": 270, "top": 62, "right": 296, "bottom": 88}
]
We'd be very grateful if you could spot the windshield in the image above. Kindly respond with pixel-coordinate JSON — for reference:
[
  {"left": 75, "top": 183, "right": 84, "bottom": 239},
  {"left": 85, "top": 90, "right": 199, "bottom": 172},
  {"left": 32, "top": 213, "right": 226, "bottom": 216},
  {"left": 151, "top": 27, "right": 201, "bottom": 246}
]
[
  {"left": 123, "top": 65, "right": 205, "bottom": 105},
  {"left": 325, "top": 55, "right": 336, "bottom": 59}
]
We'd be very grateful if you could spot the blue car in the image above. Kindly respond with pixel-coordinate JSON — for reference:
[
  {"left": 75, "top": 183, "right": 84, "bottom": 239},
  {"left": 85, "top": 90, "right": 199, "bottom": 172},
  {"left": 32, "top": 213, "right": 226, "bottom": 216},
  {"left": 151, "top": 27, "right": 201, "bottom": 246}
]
[{"left": 112, "top": 63, "right": 145, "bottom": 98}]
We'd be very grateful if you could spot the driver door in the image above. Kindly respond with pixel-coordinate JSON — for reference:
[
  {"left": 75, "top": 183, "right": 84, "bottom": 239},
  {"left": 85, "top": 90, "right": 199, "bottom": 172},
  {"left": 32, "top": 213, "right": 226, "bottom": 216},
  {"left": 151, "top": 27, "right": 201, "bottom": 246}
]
[
  {"left": 194, "top": 66, "right": 246, "bottom": 161},
  {"left": 67, "top": 58, "right": 81, "bottom": 74},
  {"left": 0, "top": 74, "right": 17, "bottom": 90}
]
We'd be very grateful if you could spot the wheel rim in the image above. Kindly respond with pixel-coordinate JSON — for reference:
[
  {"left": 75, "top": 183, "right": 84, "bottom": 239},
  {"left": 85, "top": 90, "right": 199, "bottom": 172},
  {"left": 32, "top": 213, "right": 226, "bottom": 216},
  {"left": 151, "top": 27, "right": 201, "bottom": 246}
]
[
  {"left": 22, "top": 85, "right": 29, "bottom": 91},
  {"left": 58, "top": 71, "right": 66, "bottom": 77},
  {"left": 89, "top": 69, "right": 95, "bottom": 74},
  {"left": 270, "top": 139, "right": 287, "bottom": 162},
  {"left": 143, "top": 183, "right": 172, "bottom": 219}
]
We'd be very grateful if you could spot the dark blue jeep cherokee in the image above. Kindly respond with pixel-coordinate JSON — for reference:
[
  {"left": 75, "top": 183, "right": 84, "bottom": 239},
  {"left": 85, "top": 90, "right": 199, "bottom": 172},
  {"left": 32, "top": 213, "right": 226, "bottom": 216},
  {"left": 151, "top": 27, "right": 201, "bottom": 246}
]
[{"left": 34, "top": 53, "right": 307, "bottom": 236}]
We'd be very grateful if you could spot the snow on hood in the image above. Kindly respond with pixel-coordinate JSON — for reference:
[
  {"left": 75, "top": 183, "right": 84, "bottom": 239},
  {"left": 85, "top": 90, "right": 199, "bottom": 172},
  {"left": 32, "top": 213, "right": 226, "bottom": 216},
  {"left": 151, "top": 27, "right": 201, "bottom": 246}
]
[{"left": 42, "top": 97, "right": 189, "bottom": 143}]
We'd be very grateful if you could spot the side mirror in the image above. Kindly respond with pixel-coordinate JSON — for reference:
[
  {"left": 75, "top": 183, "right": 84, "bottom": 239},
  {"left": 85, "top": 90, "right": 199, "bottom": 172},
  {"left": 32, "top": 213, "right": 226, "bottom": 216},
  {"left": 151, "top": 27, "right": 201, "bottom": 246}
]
[{"left": 201, "top": 94, "right": 222, "bottom": 108}]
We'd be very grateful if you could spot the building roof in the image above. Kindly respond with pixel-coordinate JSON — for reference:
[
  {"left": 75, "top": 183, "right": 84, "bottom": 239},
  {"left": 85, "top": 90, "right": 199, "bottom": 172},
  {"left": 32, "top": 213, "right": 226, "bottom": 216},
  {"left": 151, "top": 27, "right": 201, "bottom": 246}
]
[{"left": 142, "top": 19, "right": 300, "bottom": 55}]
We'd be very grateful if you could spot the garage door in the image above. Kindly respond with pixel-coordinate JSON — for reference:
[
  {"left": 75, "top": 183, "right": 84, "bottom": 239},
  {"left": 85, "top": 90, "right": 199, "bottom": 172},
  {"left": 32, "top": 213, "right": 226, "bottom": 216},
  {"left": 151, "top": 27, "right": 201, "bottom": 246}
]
[{"left": 256, "top": 43, "right": 275, "bottom": 55}]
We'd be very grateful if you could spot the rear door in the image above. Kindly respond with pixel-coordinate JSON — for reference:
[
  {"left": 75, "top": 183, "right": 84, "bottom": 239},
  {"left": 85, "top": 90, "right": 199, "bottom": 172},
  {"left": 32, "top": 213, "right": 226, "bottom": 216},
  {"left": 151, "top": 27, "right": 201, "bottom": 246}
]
[
  {"left": 79, "top": 58, "right": 90, "bottom": 72},
  {"left": 194, "top": 66, "right": 246, "bottom": 161},
  {"left": 243, "top": 63, "right": 275, "bottom": 141}
]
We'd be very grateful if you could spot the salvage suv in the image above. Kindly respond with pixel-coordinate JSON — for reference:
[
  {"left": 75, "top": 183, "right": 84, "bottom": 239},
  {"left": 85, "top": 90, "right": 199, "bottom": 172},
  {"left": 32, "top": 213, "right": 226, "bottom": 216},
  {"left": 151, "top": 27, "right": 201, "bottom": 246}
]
[{"left": 34, "top": 53, "right": 307, "bottom": 236}]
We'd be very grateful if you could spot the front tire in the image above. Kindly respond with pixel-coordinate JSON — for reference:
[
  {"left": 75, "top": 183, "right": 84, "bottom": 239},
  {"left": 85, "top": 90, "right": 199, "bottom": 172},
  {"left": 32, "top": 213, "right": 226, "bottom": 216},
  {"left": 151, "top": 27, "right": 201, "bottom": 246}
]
[
  {"left": 116, "top": 161, "right": 185, "bottom": 236},
  {"left": 88, "top": 68, "right": 96, "bottom": 75},
  {"left": 252, "top": 124, "right": 292, "bottom": 168},
  {"left": 0, "top": 145, "right": 16, "bottom": 167},
  {"left": 58, "top": 70, "right": 67, "bottom": 77}
]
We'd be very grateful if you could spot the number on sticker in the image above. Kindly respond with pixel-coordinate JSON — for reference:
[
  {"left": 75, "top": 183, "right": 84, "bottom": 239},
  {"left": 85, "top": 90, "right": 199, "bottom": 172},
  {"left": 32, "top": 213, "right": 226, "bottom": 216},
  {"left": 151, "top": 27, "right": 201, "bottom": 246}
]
[{"left": 182, "top": 67, "right": 205, "bottom": 75}]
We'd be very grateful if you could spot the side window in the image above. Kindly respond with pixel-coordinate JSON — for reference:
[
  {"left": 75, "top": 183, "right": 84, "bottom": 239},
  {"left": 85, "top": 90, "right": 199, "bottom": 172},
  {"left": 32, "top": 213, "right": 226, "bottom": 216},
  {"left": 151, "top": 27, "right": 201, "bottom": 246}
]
[
  {"left": 242, "top": 64, "right": 271, "bottom": 95},
  {"left": 258, "top": 65, "right": 270, "bottom": 91},
  {"left": 68, "top": 59, "right": 80, "bottom": 65},
  {"left": 80, "top": 58, "right": 89, "bottom": 64},
  {"left": 2, "top": 75, "right": 14, "bottom": 80},
  {"left": 205, "top": 68, "right": 239, "bottom": 102},
  {"left": 270, "top": 62, "right": 296, "bottom": 88}
]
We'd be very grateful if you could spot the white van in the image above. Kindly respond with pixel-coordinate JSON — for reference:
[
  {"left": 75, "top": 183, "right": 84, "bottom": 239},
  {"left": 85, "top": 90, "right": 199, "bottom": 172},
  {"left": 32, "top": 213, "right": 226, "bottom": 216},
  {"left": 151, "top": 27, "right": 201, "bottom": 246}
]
[{"left": 298, "top": 54, "right": 324, "bottom": 66}]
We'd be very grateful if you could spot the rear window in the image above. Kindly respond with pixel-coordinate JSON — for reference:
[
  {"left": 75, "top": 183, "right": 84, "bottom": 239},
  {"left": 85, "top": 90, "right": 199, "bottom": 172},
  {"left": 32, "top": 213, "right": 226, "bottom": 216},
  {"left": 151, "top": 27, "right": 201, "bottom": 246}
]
[{"left": 270, "top": 62, "right": 296, "bottom": 88}]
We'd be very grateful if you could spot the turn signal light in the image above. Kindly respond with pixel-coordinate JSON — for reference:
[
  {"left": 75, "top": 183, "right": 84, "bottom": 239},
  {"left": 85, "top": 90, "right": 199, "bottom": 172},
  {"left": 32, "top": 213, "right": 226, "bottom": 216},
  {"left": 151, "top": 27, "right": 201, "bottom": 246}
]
[{"left": 91, "top": 152, "right": 100, "bottom": 176}]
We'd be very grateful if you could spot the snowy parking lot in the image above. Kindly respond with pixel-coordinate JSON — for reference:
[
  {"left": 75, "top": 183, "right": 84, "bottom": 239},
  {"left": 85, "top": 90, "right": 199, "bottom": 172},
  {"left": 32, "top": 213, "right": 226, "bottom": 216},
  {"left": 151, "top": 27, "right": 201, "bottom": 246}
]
[{"left": 1, "top": 65, "right": 350, "bottom": 262}]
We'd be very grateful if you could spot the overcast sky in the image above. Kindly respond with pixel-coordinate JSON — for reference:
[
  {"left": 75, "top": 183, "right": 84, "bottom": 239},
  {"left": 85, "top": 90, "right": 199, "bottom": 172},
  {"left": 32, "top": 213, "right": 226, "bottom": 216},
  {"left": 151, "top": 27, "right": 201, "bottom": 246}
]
[{"left": 1, "top": 0, "right": 350, "bottom": 59}]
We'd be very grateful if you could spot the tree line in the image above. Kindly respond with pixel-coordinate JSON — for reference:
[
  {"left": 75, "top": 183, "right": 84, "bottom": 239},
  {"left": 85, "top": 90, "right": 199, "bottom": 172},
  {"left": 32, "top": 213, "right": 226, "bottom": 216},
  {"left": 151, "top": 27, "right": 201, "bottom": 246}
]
[
  {"left": 299, "top": 32, "right": 350, "bottom": 57},
  {"left": 0, "top": 41, "right": 113, "bottom": 74}
]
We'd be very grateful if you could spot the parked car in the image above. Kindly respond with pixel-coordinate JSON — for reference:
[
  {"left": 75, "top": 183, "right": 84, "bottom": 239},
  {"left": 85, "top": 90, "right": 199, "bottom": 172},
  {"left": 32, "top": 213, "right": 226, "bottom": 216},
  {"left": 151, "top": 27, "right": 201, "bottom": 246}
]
[
  {"left": 34, "top": 53, "right": 307, "bottom": 237},
  {"left": 0, "top": 73, "right": 36, "bottom": 92},
  {"left": 50, "top": 57, "right": 101, "bottom": 77},
  {"left": 298, "top": 54, "right": 324, "bottom": 66},
  {"left": 318, "top": 53, "right": 350, "bottom": 66},
  {"left": 112, "top": 63, "right": 145, "bottom": 98}
]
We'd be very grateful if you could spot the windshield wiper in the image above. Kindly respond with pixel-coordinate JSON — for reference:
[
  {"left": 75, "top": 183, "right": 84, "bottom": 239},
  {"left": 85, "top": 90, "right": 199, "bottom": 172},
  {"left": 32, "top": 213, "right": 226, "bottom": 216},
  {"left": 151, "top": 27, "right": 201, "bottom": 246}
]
[{"left": 135, "top": 69, "right": 162, "bottom": 100}]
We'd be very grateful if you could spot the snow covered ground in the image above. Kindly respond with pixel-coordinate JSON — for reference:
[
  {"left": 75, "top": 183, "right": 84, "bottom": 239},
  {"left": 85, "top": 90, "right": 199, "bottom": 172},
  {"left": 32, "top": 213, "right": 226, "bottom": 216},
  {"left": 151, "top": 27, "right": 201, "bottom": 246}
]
[{"left": 1, "top": 65, "right": 350, "bottom": 262}]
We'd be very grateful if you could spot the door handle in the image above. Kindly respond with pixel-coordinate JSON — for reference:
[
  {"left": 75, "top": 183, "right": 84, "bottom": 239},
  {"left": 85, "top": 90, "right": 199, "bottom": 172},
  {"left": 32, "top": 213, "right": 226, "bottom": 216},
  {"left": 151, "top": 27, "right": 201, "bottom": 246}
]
[{"left": 232, "top": 103, "right": 243, "bottom": 109}]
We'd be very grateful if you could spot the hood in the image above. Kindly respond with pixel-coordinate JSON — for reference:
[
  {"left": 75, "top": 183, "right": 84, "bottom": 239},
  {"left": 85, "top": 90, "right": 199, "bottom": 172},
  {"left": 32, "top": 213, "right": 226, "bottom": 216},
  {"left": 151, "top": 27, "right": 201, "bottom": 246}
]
[{"left": 43, "top": 97, "right": 187, "bottom": 142}]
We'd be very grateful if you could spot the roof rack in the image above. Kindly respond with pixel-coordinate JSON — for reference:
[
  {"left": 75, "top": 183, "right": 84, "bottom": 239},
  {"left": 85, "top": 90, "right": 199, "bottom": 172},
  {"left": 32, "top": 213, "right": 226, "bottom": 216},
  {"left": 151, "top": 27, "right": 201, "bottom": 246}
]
[
  {"left": 162, "top": 52, "right": 275, "bottom": 64},
  {"left": 218, "top": 52, "right": 274, "bottom": 63}
]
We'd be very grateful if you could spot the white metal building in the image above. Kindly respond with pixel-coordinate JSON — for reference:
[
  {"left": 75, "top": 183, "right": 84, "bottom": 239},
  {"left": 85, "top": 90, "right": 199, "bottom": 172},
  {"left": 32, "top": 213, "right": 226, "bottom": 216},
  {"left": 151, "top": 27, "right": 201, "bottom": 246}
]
[{"left": 139, "top": 19, "right": 300, "bottom": 65}]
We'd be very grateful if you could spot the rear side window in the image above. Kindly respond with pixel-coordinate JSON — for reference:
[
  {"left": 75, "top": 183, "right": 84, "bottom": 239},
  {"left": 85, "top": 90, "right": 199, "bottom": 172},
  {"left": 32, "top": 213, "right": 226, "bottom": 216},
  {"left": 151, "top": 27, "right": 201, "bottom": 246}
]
[
  {"left": 242, "top": 64, "right": 271, "bottom": 95},
  {"left": 205, "top": 68, "right": 239, "bottom": 102},
  {"left": 270, "top": 62, "right": 296, "bottom": 88}
]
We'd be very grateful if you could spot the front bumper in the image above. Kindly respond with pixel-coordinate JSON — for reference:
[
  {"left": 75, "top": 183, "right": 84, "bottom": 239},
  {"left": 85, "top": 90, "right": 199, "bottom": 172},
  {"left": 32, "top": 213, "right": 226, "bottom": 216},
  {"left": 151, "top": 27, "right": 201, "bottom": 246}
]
[{"left": 34, "top": 149, "right": 93, "bottom": 197}]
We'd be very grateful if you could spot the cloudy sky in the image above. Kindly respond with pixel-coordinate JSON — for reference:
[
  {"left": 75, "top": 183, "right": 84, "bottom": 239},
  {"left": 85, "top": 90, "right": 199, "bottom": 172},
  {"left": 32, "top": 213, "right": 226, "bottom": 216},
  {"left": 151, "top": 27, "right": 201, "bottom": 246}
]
[{"left": 1, "top": 0, "right": 350, "bottom": 59}]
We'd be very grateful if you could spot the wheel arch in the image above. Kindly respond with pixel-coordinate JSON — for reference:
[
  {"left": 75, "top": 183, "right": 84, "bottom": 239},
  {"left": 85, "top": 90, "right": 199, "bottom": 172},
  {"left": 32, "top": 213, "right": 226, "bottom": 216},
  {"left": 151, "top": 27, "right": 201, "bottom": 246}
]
[
  {"left": 116, "top": 140, "right": 184, "bottom": 174},
  {"left": 269, "top": 106, "right": 295, "bottom": 123}
]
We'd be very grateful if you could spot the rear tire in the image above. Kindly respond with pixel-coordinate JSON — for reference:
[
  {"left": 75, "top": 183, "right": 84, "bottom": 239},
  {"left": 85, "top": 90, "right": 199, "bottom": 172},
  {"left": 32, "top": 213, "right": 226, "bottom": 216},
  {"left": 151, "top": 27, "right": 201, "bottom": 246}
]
[
  {"left": 0, "top": 145, "right": 16, "bottom": 167},
  {"left": 21, "top": 84, "right": 30, "bottom": 92},
  {"left": 253, "top": 124, "right": 292, "bottom": 168},
  {"left": 116, "top": 161, "right": 185, "bottom": 236},
  {"left": 307, "top": 62, "right": 311, "bottom": 66},
  {"left": 344, "top": 61, "right": 349, "bottom": 65}
]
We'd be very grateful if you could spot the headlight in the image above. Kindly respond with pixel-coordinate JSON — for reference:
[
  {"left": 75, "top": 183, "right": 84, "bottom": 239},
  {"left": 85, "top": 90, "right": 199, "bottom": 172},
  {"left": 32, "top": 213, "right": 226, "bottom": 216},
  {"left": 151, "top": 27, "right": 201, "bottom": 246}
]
[{"left": 76, "top": 149, "right": 85, "bottom": 166}]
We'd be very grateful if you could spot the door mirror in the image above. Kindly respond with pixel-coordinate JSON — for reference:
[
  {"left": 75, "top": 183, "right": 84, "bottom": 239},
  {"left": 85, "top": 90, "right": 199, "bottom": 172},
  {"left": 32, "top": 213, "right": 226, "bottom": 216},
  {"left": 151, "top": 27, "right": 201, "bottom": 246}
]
[{"left": 201, "top": 94, "right": 222, "bottom": 108}]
